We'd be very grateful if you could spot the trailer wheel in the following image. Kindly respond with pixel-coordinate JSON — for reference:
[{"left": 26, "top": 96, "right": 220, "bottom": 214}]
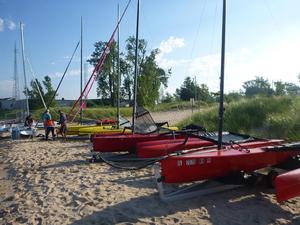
[{"left": 267, "top": 170, "right": 278, "bottom": 188}]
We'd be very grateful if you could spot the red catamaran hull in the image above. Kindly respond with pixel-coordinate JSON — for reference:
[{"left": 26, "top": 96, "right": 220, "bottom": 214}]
[
  {"left": 136, "top": 138, "right": 214, "bottom": 158},
  {"left": 92, "top": 133, "right": 187, "bottom": 152},
  {"left": 160, "top": 140, "right": 288, "bottom": 183},
  {"left": 275, "top": 168, "right": 300, "bottom": 202}
]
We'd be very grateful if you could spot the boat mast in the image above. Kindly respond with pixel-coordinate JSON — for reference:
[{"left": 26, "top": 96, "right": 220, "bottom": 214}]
[
  {"left": 20, "top": 22, "right": 30, "bottom": 116},
  {"left": 80, "top": 16, "right": 83, "bottom": 124},
  {"left": 217, "top": 0, "right": 226, "bottom": 150},
  {"left": 13, "top": 42, "right": 20, "bottom": 100},
  {"left": 117, "top": 4, "right": 121, "bottom": 128},
  {"left": 132, "top": 0, "right": 140, "bottom": 133}
]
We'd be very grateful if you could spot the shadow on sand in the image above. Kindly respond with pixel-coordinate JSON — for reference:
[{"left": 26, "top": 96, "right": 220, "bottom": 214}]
[{"left": 69, "top": 185, "right": 300, "bottom": 225}]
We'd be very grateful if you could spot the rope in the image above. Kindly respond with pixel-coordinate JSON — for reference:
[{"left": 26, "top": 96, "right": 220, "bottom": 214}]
[
  {"left": 25, "top": 56, "right": 47, "bottom": 109},
  {"left": 97, "top": 153, "right": 165, "bottom": 170},
  {"left": 68, "top": 0, "right": 132, "bottom": 123}
]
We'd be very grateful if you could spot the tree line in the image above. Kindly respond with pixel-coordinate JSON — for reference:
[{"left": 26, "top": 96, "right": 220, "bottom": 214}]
[{"left": 167, "top": 75, "right": 300, "bottom": 104}]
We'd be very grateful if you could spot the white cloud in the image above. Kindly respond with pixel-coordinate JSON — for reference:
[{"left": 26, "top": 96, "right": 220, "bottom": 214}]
[
  {"left": 159, "top": 36, "right": 185, "bottom": 54},
  {"left": 0, "top": 18, "right": 4, "bottom": 32},
  {"left": 156, "top": 36, "right": 185, "bottom": 65},
  {"left": 49, "top": 69, "right": 81, "bottom": 78},
  {"left": 7, "top": 19, "right": 16, "bottom": 30}
]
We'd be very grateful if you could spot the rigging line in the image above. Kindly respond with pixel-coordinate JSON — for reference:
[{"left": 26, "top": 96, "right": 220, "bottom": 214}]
[
  {"left": 209, "top": 0, "right": 219, "bottom": 55},
  {"left": 34, "top": 41, "right": 79, "bottom": 128},
  {"left": 183, "top": 0, "right": 207, "bottom": 77},
  {"left": 262, "top": 0, "right": 281, "bottom": 33},
  {"left": 205, "top": 0, "right": 219, "bottom": 85},
  {"left": 68, "top": 0, "right": 132, "bottom": 122},
  {"left": 47, "top": 41, "right": 80, "bottom": 108},
  {"left": 25, "top": 56, "right": 47, "bottom": 109}
]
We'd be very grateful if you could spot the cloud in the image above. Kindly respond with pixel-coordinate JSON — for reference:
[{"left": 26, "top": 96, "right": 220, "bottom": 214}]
[
  {"left": 0, "top": 18, "right": 17, "bottom": 32},
  {"left": 159, "top": 36, "right": 185, "bottom": 54},
  {"left": 7, "top": 19, "right": 16, "bottom": 30},
  {"left": 0, "top": 18, "right": 4, "bottom": 32},
  {"left": 156, "top": 36, "right": 185, "bottom": 68},
  {"left": 49, "top": 69, "right": 81, "bottom": 78}
]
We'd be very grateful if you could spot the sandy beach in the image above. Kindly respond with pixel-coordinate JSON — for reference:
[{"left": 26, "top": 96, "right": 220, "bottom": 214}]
[
  {"left": 0, "top": 135, "right": 299, "bottom": 225},
  {"left": 0, "top": 110, "right": 299, "bottom": 225}
]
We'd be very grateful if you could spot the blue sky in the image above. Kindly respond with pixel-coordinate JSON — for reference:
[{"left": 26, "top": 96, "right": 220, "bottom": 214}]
[{"left": 1, "top": 0, "right": 300, "bottom": 100}]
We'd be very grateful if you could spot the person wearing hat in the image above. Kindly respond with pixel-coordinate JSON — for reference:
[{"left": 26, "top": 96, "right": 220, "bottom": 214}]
[{"left": 43, "top": 109, "right": 55, "bottom": 140}]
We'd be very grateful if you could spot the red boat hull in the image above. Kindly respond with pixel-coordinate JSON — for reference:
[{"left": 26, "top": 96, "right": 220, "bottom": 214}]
[
  {"left": 92, "top": 133, "right": 186, "bottom": 153},
  {"left": 136, "top": 138, "right": 214, "bottom": 158},
  {"left": 160, "top": 140, "right": 288, "bottom": 183},
  {"left": 275, "top": 168, "right": 300, "bottom": 202}
]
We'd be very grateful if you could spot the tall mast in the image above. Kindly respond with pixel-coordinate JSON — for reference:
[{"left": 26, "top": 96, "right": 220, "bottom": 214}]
[
  {"left": 80, "top": 16, "right": 83, "bottom": 124},
  {"left": 132, "top": 0, "right": 140, "bottom": 133},
  {"left": 217, "top": 0, "right": 226, "bottom": 150},
  {"left": 20, "top": 22, "right": 30, "bottom": 116},
  {"left": 13, "top": 42, "right": 20, "bottom": 100},
  {"left": 117, "top": 4, "right": 121, "bottom": 128}
]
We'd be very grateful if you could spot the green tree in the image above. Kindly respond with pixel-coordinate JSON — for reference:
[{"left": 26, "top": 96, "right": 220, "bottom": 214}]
[
  {"left": 24, "top": 76, "right": 56, "bottom": 109},
  {"left": 175, "top": 76, "right": 212, "bottom": 102},
  {"left": 43, "top": 75, "right": 57, "bottom": 107},
  {"left": 243, "top": 76, "right": 273, "bottom": 97},
  {"left": 87, "top": 41, "right": 118, "bottom": 106},
  {"left": 138, "top": 49, "right": 170, "bottom": 107},
  {"left": 274, "top": 81, "right": 286, "bottom": 96}
]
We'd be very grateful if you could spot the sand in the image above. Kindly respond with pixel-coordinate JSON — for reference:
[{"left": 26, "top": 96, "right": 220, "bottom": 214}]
[{"left": 0, "top": 137, "right": 299, "bottom": 225}]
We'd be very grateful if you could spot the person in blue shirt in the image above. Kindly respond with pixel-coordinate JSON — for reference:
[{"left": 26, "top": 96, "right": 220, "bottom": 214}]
[{"left": 58, "top": 110, "right": 67, "bottom": 138}]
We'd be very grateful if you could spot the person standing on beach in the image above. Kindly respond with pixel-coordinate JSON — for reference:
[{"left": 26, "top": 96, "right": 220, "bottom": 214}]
[
  {"left": 43, "top": 109, "right": 56, "bottom": 140},
  {"left": 58, "top": 110, "right": 67, "bottom": 139}
]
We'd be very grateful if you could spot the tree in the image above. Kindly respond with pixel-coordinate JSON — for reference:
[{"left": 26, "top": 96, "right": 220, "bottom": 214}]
[
  {"left": 43, "top": 75, "right": 57, "bottom": 107},
  {"left": 243, "top": 76, "right": 273, "bottom": 97},
  {"left": 24, "top": 76, "right": 56, "bottom": 109},
  {"left": 88, "top": 36, "right": 170, "bottom": 107},
  {"left": 285, "top": 83, "right": 300, "bottom": 96},
  {"left": 123, "top": 36, "right": 147, "bottom": 105},
  {"left": 274, "top": 81, "right": 286, "bottom": 96},
  {"left": 175, "top": 76, "right": 212, "bottom": 102},
  {"left": 137, "top": 49, "right": 170, "bottom": 107},
  {"left": 87, "top": 41, "right": 118, "bottom": 106}
]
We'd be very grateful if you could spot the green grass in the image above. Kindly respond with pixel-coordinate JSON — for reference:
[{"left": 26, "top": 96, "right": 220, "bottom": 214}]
[
  {"left": 151, "top": 101, "right": 209, "bottom": 112},
  {"left": 177, "top": 96, "right": 300, "bottom": 141}
]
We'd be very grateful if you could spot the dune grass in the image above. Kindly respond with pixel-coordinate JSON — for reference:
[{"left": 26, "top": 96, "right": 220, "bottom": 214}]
[{"left": 177, "top": 96, "right": 300, "bottom": 141}]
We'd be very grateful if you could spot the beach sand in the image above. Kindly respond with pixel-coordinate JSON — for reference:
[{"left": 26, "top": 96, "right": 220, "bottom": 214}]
[
  {"left": 0, "top": 137, "right": 300, "bottom": 225},
  {"left": 1, "top": 106, "right": 300, "bottom": 225}
]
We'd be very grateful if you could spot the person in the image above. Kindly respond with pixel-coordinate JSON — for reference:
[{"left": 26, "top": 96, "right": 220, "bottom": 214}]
[
  {"left": 58, "top": 110, "right": 67, "bottom": 138},
  {"left": 43, "top": 109, "right": 55, "bottom": 140},
  {"left": 24, "top": 114, "right": 33, "bottom": 127}
]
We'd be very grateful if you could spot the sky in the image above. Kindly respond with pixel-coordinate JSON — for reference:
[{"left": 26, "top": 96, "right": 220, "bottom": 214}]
[{"left": 1, "top": 0, "right": 300, "bottom": 100}]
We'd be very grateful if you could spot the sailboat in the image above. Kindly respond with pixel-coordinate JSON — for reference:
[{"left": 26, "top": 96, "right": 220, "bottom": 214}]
[
  {"left": 153, "top": 0, "right": 300, "bottom": 203},
  {"left": 13, "top": 22, "right": 38, "bottom": 137}
]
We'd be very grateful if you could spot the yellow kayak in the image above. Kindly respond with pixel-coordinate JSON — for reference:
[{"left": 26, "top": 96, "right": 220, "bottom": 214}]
[
  {"left": 78, "top": 126, "right": 131, "bottom": 135},
  {"left": 67, "top": 124, "right": 112, "bottom": 135}
]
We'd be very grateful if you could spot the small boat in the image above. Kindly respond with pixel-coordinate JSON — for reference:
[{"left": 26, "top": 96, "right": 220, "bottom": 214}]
[
  {"left": 156, "top": 140, "right": 300, "bottom": 202},
  {"left": 19, "top": 127, "right": 37, "bottom": 137},
  {"left": 0, "top": 124, "right": 9, "bottom": 133}
]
